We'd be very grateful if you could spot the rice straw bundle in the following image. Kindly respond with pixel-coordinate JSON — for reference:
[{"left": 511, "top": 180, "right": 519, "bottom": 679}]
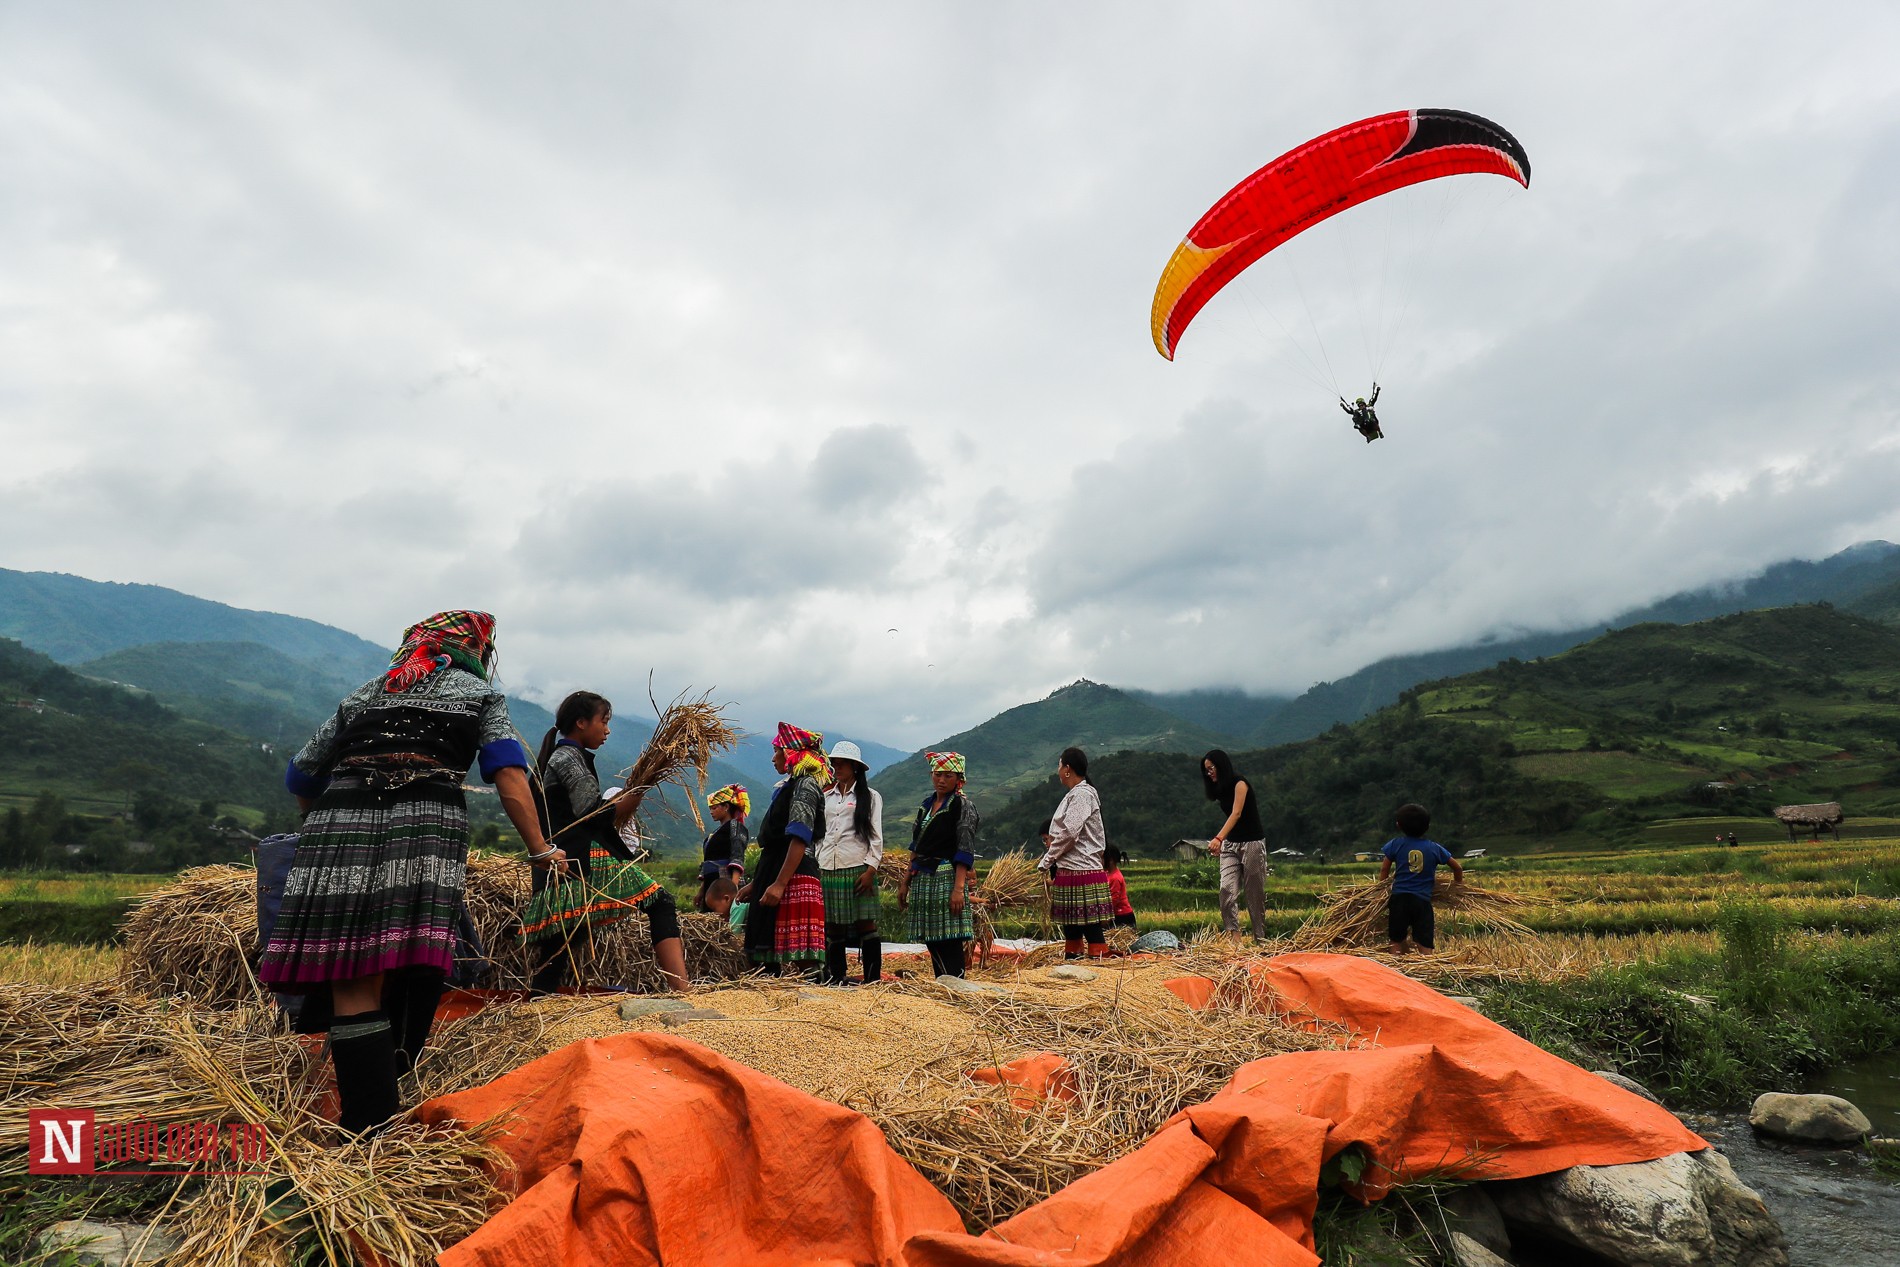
[
  {"left": 1286, "top": 876, "right": 1550, "bottom": 951},
  {"left": 857, "top": 1078, "right": 1120, "bottom": 1232},
  {"left": 162, "top": 1119, "right": 510, "bottom": 1267},
  {"left": 877, "top": 849, "right": 911, "bottom": 890},
  {"left": 408, "top": 997, "right": 564, "bottom": 1104},
  {"left": 119, "top": 866, "right": 264, "bottom": 1005},
  {"left": 3, "top": 981, "right": 509, "bottom": 1264},
  {"left": 608, "top": 689, "right": 741, "bottom": 834},
  {"left": 967, "top": 850, "right": 1051, "bottom": 961},
  {"left": 0, "top": 984, "right": 317, "bottom": 1177}
]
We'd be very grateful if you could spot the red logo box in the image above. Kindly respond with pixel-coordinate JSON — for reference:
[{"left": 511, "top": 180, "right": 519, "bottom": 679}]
[{"left": 27, "top": 1109, "right": 95, "bottom": 1174}]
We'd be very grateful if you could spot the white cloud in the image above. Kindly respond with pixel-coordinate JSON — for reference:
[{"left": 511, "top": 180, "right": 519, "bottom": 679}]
[{"left": 2, "top": 2, "right": 1898, "bottom": 747}]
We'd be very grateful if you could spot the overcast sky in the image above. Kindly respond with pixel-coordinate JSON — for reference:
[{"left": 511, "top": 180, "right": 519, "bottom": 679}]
[{"left": 3, "top": 3, "right": 1898, "bottom": 748}]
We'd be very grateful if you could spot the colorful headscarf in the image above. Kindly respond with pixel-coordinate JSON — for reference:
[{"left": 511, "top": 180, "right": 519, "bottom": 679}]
[
  {"left": 385, "top": 610, "right": 497, "bottom": 694},
  {"left": 707, "top": 783, "right": 751, "bottom": 819},
  {"left": 926, "top": 751, "right": 966, "bottom": 777},
  {"left": 773, "top": 722, "right": 833, "bottom": 786}
]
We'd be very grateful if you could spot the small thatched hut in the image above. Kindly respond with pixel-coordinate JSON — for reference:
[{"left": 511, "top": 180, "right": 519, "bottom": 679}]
[{"left": 1773, "top": 802, "right": 1844, "bottom": 841}]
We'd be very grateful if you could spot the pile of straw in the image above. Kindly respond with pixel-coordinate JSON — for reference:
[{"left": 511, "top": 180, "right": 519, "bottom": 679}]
[
  {"left": 861, "top": 1079, "right": 1119, "bottom": 1232},
  {"left": 873, "top": 962, "right": 1337, "bottom": 1228},
  {"left": 118, "top": 857, "right": 751, "bottom": 1007},
  {"left": 1, "top": 981, "right": 508, "bottom": 1264},
  {"left": 119, "top": 867, "right": 264, "bottom": 1004},
  {"left": 1286, "top": 876, "right": 1550, "bottom": 951}
]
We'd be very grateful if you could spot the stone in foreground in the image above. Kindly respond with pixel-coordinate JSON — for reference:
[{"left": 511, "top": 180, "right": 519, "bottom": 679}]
[
  {"left": 1595, "top": 1069, "right": 1662, "bottom": 1103},
  {"left": 38, "top": 1220, "right": 179, "bottom": 1267},
  {"left": 1748, "top": 1092, "right": 1872, "bottom": 1146},
  {"left": 1488, "top": 1148, "right": 1787, "bottom": 1267},
  {"left": 1048, "top": 965, "right": 1098, "bottom": 982}
]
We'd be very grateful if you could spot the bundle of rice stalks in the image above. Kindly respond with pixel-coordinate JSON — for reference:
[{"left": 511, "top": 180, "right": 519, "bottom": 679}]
[
  {"left": 1, "top": 984, "right": 318, "bottom": 1177},
  {"left": 408, "top": 997, "right": 563, "bottom": 1104},
  {"left": 3, "top": 982, "right": 509, "bottom": 1265},
  {"left": 858, "top": 1077, "right": 1121, "bottom": 1232},
  {"left": 968, "top": 850, "right": 1051, "bottom": 961},
  {"left": 876, "top": 849, "right": 911, "bottom": 890},
  {"left": 1286, "top": 876, "right": 1550, "bottom": 951},
  {"left": 608, "top": 689, "right": 741, "bottom": 834},
  {"left": 120, "top": 866, "right": 264, "bottom": 1005},
  {"left": 531, "top": 910, "right": 751, "bottom": 994},
  {"left": 162, "top": 1119, "right": 510, "bottom": 1267}
]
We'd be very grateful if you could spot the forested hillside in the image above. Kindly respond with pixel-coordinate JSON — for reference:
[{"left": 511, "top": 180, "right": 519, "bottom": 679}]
[
  {"left": 982, "top": 605, "right": 1900, "bottom": 858},
  {"left": 874, "top": 680, "right": 1237, "bottom": 824}
]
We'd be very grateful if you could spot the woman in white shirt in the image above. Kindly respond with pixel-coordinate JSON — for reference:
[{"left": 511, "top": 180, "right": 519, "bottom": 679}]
[
  {"left": 1038, "top": 746, "right": 1111, "bottom": 961},
  {"left": 818, "top": 741, "right": 885, "bottom": 984}
]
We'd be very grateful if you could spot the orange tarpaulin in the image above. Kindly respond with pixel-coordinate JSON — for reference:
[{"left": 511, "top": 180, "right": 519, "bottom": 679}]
[{"left": 420, "top": 954, "right": 1708, "bottom": 1267}]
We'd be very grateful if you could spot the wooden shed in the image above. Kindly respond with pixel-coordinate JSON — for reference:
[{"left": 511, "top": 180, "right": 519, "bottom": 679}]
[{"left": 1773, "top": 803, "right": 1844, "bottom": 841}]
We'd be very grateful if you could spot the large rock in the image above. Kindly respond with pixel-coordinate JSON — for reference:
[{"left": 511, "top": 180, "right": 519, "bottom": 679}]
[
  {"left": 38, "top": 1220, "right": 179, "bottom": 1266},
  {"left": 1748, "top": 1092, "right": 1871, "bottom": 1146},
  {"left": 1446, "top": 1231, "right": 1514, "bottom": 1267},
  {"left": 1595, "top": 1069, "right": 1662, "bottom": 1104},
  {"left": 1440, "top": 1186, "right": 1510, "bottom": 1257},
  {"left": 1488, "top": 1148, "right": 1787, "bottom": 1267}
]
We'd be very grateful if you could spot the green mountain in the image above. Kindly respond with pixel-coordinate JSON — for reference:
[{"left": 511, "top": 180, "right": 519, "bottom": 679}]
[
  {"left": 872, "top": 680, "right": 1239, "bottom": 830},
  {"left": 0, "top": 637, "right": 284, "bottom": 818},
  {"left": 0, "top": 568, "right": 390, "bottom": 673},
  {"left": 72, "top": 641, "right": 746, "bottom": 854},
  {"left": 1221, "top": 541, "right": 1900, "bottom": 749},
  {"left": 985, "top": 605, "right": 1900, "bottom": 858}
]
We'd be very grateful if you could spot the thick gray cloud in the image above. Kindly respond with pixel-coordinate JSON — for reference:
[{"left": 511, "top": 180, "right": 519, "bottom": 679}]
[{"left": 2, "top": 2, "right": 1897, "bottom": 746}]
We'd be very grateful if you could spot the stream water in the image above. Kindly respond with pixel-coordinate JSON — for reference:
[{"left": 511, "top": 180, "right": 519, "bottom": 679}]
[
  {"left": 1803, "top": 1048, "right": 1900, "bottom": 1138},
  {"left": 1668, "top": 1054, "right": 1900, "bottom": 1267}
]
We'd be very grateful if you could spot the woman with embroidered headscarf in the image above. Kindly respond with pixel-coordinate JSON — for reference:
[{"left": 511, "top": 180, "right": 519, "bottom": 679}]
[
  {"left": 898, "top": 751, "right": 978, "bottom": 979},
  {"left": 260, "top": 611, "right": 561, "bottom": 1136},
  {"left": 695, "top": 784, "right": 750, "bottom": 912},
  {"left": 738, "top": 724, "right": 830, "bottom": 976}
]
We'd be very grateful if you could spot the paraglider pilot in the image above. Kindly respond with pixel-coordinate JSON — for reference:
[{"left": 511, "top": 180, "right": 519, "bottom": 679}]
[{"left": 1340, "top": 384, "right": 1382, "bottom": 443}]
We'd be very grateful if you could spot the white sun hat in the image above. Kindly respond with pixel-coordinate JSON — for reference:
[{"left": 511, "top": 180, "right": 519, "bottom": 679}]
[{"left": 828, "top": 740, "right": 865, "bottom": 767}]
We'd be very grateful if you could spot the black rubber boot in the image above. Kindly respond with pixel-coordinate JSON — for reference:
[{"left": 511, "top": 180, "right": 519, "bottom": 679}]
[
  {"left": 529, "top": 942, "right": 569, "bottom": 997},
  {"left": 330, "top": 1010, "right": 400, "bottom": 1137},
  {"left": 383, "top": 967, "right": 447, "bottom": 1079},
  {"left": 823, "top": 935, "right": 850, "bottom": 986},
  {"left": 859, "top": 935, "right": 882, "bottom": 984}
]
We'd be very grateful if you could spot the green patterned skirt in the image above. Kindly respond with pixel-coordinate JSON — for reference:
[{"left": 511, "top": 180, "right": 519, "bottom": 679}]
[
  {"left": 906, "top": 867, "right": 973, "bottom": 943},
  {"left": 820, "top": 864, "right": 881, "bottom": 925}
]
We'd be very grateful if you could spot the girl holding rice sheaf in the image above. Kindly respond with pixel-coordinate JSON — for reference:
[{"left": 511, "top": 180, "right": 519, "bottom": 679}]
[
  {"left": 898, "top": 751, "right": 977, "bottom": 979},
  {"left": 696, "top": 784, "right": 750, "bottom": 911},
  {"left": 819, "top": 741, "right": 884, "bottom": 985},
  {"left": 519, "top": 691, "right": 687, "bottom": 995},
  {"left": 739, "top": 723, "right": 830, "bottom": 976},
  {"left": 261, "top": 610, "right": 564, "bottom": 1136},
  {"left": 1038, "top": 747, "right": 1112, "bottom": 960}
]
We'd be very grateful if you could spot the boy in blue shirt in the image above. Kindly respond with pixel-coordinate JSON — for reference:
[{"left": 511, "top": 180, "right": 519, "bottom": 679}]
[{"left": 1377, "top": 803, "right": 1464, "bottom": 954}]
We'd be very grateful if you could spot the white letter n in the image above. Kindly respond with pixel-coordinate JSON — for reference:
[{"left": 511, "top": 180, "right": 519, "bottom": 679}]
[{"left": 38, "top": 1118, "right": 84, "bottom": 1165}]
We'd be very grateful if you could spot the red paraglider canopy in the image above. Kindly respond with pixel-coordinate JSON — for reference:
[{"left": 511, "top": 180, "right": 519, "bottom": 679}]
[{"left": 1152, "top": 108, "right": 1530, "bottom": 360}]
